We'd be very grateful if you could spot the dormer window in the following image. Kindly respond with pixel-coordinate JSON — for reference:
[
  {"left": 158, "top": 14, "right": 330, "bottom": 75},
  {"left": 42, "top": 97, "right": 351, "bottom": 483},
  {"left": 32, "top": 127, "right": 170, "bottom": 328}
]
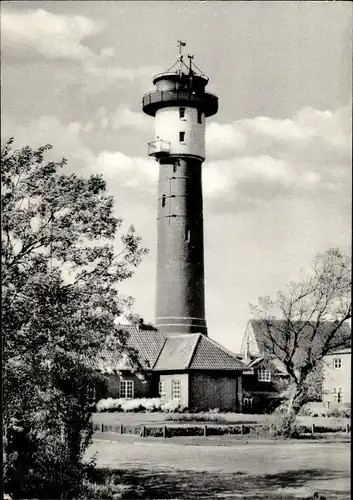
[{"left": 258, "top": 368, "right": 271, "bottom": 382}]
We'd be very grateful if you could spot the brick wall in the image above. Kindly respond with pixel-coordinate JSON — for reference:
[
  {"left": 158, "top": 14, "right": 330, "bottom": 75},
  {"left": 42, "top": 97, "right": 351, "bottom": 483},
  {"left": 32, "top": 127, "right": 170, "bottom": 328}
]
[
  {"left": 189, "top": 371, "right": 242, "bottom": 412},
  {"left": 105, "top": 372, "right": 153, "bottom": 399}
]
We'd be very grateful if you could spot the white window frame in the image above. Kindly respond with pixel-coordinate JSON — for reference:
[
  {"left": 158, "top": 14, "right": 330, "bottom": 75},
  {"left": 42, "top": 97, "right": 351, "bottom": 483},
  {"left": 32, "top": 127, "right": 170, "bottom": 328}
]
[
  {"left": 159, "top": 380, "right": 166, "bottom": 397},
  {"left": 333, "top": 358, "right": 342, "bottom": 369},
  {"left": 171, "top": 380, "right": 181, "bottom": 400},
  {"left": 120, "top": 380, "right": 134, "bottom": 399},
  {"left": 258, "top": 368, "right": 271, "bottom": 382},
  {"left": 333, "top": 387, "right": 342, "bottom": 403}
]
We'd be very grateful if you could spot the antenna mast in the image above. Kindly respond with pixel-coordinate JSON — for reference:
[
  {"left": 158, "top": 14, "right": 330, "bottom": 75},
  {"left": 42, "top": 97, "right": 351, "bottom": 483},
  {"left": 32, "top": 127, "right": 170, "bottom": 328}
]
[{"left": 187, "top": 54, "right": 194, "bottom": 75}]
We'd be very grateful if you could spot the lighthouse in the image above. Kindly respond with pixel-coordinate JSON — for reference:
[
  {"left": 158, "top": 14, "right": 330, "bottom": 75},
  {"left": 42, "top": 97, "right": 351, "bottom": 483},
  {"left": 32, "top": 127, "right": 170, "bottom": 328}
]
[{"left": 142, "top": 42, "right": 218, "bottom": 336}]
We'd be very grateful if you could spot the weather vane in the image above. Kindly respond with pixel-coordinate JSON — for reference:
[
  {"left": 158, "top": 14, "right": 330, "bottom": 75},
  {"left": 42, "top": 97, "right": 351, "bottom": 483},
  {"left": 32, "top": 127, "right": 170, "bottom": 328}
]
[{"left": 177, "top": 40, "right": 186, "bottom": 60}]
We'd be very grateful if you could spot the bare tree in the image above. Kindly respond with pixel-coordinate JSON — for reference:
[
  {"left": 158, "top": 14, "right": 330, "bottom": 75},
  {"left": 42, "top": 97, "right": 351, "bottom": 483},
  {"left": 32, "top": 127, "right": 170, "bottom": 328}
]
[{"left": 250, "top": 248, "right": 351, "bottom": 415}]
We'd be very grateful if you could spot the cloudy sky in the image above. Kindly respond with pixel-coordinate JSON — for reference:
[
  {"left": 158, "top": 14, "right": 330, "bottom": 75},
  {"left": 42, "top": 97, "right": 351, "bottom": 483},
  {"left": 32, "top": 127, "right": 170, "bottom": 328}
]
[{"left": 1, "top": 1, "right": 352, "bottom": 351}]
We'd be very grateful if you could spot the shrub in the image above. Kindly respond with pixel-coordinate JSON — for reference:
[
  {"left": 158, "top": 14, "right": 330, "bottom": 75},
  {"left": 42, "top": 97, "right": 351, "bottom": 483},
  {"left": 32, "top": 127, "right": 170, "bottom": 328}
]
[
  {"left": 165, "top": 413, "right": 228, "bottom": 423},
  {"left": 96, "top": 398, "right": 122, "bottom": 412},
  {"left": 268, "top": 415, "right": 305, "bottom": 439},
  {"left": 168, "top": 426, "right": 205, "bottom": 437},
  {"left": 160, "top": 400, "right": 184, "bottom": 413},
  {"left": 122, "top": 424, "right": 141, "bottom": 435},
  {"left": 145, "top": 427, "right": 164, "bottom": 437},
  {"left": 95, "top": 397, "right": 184, "bottom": 413},
  {"left": 248, "top": 423, "right": 271, "bottom": 438},
  {"left": 327, "top": 407, "right": 351, "bottom": 419},
  {"left": 207, "top": 425, "right": 243, "bottom": 436},
  {"left": 142, "top": 398, "right": 163, "bottom": 412},
  {"left": 298, "top": 404, "right": 314, "bottom": 417}
]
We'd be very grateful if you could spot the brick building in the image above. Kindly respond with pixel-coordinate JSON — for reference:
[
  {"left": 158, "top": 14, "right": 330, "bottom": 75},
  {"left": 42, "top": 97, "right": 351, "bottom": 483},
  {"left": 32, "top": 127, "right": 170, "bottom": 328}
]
[{"left": 87, "top": 323, "right": 245, "bottom": 412}]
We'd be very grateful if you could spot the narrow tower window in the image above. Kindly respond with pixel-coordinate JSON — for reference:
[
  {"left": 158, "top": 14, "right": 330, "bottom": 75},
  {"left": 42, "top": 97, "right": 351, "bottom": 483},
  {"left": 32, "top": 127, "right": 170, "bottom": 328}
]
[
  {"left": 173, "top": 163, "right": 177, "bottom": 173},
  {"left": 179, "top": 107, "right": 185, "bottom": 119},
  {"left": 197, "top": 109, "right": 203, "bottom": 124},
  {"left": 161, "top": 195, "right": 166, "bottom": 208},
  {"left": 185, "top": 228, "right": 190, "bottom": 243},
  {"left": 179, "top": 131, "right": 185, "bottom": 143}
]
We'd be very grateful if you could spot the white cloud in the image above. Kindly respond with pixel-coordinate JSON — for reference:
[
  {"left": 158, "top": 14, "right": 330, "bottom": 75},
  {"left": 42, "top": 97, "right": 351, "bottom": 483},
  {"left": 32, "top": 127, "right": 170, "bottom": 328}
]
[
  {"left": 84, "top": 61, "right": 162, "bottom": 81},
  {"left": 81, "top": 61, "right": 163, "bottom": 94},
  {"left": 2, "top": 113, "right": 157, "bottom": 195},
  {"left": 1, "top": 115, "right": 94, "bottom": 169},
  {"left": 92, "top": 151, "right": 157, "bottom": 190},
  {"left": 112, "top": 107, "right": 152, "bottom": 132},
  {"left": 202, "top": 166, "right": 230, "bottom": 197},
  {"left": 206, "top": 104, "right": 351, "bottom": 160},
  {"left": 1, "top": 9, "right": 102, "bottom": 60},
  {"left": 91, "top": 106, "right": 152, "bottom": 133},
  {"left": 206, "top": 122, "right": 246, "bottom": 158},
  {"left": 202, "top": 104, "right": 351, "bottom": 212},
  {"left": 100, "top": 47, "right": 115, "bottom": 58},
  {"left": 3, "top": 102, "right": 350, "bottom": 219},
  {"left": 1, "top": 8, "right": 162, "bottom": 96}
]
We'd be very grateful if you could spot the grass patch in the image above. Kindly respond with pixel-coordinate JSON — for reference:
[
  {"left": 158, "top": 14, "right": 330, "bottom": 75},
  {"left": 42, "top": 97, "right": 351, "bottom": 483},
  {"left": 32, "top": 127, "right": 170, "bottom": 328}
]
[{"left": 78, "top": 466, "right": 350, "bottom": 499}]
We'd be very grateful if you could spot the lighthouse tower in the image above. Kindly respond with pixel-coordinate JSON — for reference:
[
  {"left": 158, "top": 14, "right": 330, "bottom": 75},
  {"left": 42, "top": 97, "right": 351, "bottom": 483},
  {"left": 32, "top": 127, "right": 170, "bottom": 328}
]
[{"left": 142, "top": 42, "right": 218, "bottom": 336}]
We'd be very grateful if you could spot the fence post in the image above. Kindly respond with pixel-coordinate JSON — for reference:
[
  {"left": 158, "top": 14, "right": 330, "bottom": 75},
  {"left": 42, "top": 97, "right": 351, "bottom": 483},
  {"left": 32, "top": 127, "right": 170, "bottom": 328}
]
[
  {"left": 163, "top": 425, "right": 167, "bottom": 438},
  {"left": 100, "top": 422, "right": 104, "bottom": 433},
  {"left": 240, "top": 424, "right": 245, "bottom": 436},
  {"left": 346, "top": 423, "right": 350, "bottom": 433},
  {"left": 120, "top": 424, "right": 124, "bottom": 435},
  {"left": 203, "top": 425, "right": 207, "bottom": 437},
  {"left": 311, "top": 424, "right": 315, "bottom": 435},
  {"left": 141, "top": 425, "right": 146, "bottom": 438}
]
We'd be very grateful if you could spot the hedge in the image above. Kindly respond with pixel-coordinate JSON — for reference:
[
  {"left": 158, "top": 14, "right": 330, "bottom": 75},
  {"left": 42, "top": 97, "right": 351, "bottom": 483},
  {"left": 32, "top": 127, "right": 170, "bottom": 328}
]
[{"left": 94, "top": 422, "right": 350, "bottom": 437}]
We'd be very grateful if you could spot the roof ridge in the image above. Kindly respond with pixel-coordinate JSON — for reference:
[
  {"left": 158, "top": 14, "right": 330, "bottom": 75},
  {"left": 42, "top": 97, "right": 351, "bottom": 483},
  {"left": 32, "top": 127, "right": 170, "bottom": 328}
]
[
  {"left": 185, "top": 333, "right": 202, "bottom": 369},
  {"left": 151, "top": 337, "right": 168, "bottom": 369}
]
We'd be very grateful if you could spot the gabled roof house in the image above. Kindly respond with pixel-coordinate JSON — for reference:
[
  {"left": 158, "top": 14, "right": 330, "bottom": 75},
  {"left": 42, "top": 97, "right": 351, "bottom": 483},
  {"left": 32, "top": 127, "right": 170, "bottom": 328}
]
[
  {"left": 239, "top": 319, "right": 351, "bottom": 412},
  {"left": 87, "top": 324, "right": 245, "bottom": 412}
]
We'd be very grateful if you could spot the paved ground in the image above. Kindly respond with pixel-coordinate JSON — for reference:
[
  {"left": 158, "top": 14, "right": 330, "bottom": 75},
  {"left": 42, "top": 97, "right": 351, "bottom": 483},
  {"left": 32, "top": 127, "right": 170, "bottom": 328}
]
[{"left": 85, "top": 433, "right": 350, "bottom": 499}]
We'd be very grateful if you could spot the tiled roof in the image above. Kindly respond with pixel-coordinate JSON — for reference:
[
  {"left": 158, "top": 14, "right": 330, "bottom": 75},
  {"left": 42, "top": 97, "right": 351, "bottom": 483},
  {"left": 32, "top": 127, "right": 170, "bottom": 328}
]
[
  {"left": 189, "top": 335, "right": 245, "bottom": 370},
  {"left": 249, "top": 319, "right": 351, "bottom": 367},
  {"left": 84, "top": 325, "right": 166, "bottom": 373},
  {"left": 153, "top": 334, "right": 199, "bottom": 370},
  {"left": 124, "top": 326, "right": 167, "bottom": 369},
  {"left": 85, "top": 324, "right": 245, "bottom": 373}
]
